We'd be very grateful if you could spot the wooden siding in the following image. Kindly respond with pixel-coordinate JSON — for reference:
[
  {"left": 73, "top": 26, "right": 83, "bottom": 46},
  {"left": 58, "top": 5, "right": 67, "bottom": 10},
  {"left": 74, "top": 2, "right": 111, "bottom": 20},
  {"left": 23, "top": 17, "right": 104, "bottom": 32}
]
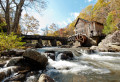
[{"left": 75, "top": 18, "right": 104, "bottom": 37}]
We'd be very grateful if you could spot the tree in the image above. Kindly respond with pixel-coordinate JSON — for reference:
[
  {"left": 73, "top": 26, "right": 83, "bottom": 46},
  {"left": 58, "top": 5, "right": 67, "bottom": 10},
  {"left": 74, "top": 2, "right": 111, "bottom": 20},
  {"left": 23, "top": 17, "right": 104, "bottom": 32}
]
[
  {"left": 22, "top": 14, "right": 39, "bottom": 35},
  {"left": 46, "top": 23, "right": 60, "bottom": 36},
  {"left": 41, "top": 26, "right": 49, "bottom": 36},
  {"left": 0, "top": 0, "right": 46, "bottom": 34},
  {"left": 103, "top": 12, "right": 117, "bottom": 34}
]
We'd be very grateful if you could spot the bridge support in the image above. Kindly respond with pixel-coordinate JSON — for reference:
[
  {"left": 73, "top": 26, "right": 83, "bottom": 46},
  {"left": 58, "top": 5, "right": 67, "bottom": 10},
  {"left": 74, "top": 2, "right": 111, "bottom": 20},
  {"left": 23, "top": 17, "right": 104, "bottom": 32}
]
[
  {"left": 38, "top": 39, "right": 43, "bottom": 47},
  {"left": 50, "top": 39, "right": 57, "bottom": 46},
  {"left": 61, "top": 40, "right": 68, "bottom": 45}
]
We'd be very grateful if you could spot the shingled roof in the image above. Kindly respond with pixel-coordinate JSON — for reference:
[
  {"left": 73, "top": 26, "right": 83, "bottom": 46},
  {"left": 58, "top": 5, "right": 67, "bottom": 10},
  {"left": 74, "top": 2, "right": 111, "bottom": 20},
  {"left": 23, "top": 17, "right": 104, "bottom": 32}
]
[{"left": 74, "top": 18, "right": 103, "bottom": 27}]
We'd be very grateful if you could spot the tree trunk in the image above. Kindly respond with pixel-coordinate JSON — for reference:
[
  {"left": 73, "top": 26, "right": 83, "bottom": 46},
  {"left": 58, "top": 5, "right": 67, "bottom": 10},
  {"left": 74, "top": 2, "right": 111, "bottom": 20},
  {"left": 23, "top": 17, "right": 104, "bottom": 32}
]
[
  {"left": 5, "top": 0, "right": 11, "bottom": 34},
  {"left": 12, "top": 0, "right": 25, "bottom": 33}
]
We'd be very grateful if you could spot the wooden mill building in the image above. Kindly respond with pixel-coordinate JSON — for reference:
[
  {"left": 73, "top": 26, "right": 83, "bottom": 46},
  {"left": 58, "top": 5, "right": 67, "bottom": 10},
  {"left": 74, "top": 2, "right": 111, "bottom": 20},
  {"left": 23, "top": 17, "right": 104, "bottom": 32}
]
[
  {"left": 68, "top": 18, "right": 105, "bottom": 47},
  {"left": 74, "top": 18, "right": 104, "bottom": 37}
]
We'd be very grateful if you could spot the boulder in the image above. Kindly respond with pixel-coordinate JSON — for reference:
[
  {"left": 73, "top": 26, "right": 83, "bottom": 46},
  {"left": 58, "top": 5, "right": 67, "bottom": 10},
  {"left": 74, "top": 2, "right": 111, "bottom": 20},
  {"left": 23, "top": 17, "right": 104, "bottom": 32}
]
[
  {"left": 97, "top": 30, "right": 120, "bottom": 52},
  {"left": 0, "top": 66, "right": 25, "bottom": 81},
  {"left": 23, "top": 49, "right": 48, "bottom": 70},
  {"left": 45, "top": 51, "right": 55, "bottom": 60},
  {"left": 15, "top": 50, "right": 25, "bottom": 56},
  {"left": 35, "top": 43, "right": 43, "bottom": 48},
  {"left": 1, "top": 50, "right": 16, "bottom": 56},
  {"left": 0, "top": 62, "right": 6, "bottom": 67},
  {"left": 63, "top": 51, "right": 74, "bottom": 58},
  {"left": 57, "top": 51, "right": 74, "bottom": 60},
  {"left": 38, "top": 74, "right": 54, "bottom": 82},
  {"left": 5, "top": 57, "right": 24, "bottom": 67},
  {"left": 0, "top": 72, "right": 6, "bottom": 81},
  {"left": 47, "top": 53, "right": 55, "bottom": 60},
  {"left": 1, "top": 49, "right": 25, "bottom": 57}
]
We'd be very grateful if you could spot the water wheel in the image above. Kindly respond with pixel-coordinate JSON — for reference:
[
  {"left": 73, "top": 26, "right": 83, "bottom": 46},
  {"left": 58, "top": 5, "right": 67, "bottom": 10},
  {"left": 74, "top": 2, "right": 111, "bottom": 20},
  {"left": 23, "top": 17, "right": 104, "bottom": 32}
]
[{"left": 78, "top": 35, "right": 87, "bottom": 44}]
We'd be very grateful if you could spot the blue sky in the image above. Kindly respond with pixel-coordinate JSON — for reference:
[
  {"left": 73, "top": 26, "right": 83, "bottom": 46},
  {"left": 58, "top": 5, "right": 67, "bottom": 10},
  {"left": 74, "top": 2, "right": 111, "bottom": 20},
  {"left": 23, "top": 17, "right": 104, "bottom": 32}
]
[{"left": 22, "top": 0, "right": 97, "bottom": 34}]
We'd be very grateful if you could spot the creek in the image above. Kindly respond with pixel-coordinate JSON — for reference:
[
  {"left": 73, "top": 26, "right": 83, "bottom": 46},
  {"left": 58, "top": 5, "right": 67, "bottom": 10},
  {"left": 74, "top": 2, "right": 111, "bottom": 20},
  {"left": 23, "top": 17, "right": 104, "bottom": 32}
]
[{"left": 1, "top": 47, "right": 120, "bottom": 82}]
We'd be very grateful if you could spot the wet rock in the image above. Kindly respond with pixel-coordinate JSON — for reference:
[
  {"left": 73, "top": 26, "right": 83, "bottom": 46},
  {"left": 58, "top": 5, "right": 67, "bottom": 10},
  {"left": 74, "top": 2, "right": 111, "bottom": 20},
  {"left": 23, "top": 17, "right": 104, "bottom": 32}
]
[
  {"left": 23, "top": 49, "right": 48, "bottom": 70},
  {"left": 1, "top": 49, "right": 25, "bottom": 57},
  {"left": 4, "top": 57, "right": 32, "bottom": 72},
  {"left": 5, "top": 57, "right": 24, "bottom": 67},
  {"left": 35, "top": 43, "right": 43, "bottom": 48},
  {"left": 97, "top": 30, "right": 120, "bottom": 52},
  {"left": 26, "top": 71, "right": 39, "bottom": 77},
  {"left": 57, "top": 51, "right": 74, "bottom": 60},
  {"left": 47, "top": 53, "right": 55, "bottom": 60},
  {"left": 64, "top": 51, "right": 73, "bottom": 57},
  {"left": 85, "top": 49, "right": 97, "bottom": 54},
  {"left": 45, "top": 51, "right": 55, "bottom": 60},
  {"left": 0, "top": 62, "right": 6, "bottom": 67},
  {"left": 15, "top": 50, "right": 25, "bottom": 56},
  {"left": 1, "top": 50, "right": 16, "bottom": 56},
  {"left": 38, "top": 74, "right": 54, "bottom": 82},
  {"left": 0, "top": 66, "right": 24, "bottom": 81},
  {"left": 5, "top": 74, "right": 26, "bottom": 82},
  {"left": 0, "top": 72, "right": 6, "bottom": 81},
  {"left": 45, "top": 51, "right": 55, "bottom": 53}
]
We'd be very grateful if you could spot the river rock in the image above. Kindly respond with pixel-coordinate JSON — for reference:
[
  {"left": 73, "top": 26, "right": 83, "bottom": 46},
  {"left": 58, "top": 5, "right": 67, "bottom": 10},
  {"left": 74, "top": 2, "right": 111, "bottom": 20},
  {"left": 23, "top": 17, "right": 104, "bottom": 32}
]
[
  {"left": 35, "top": 43, "right": 43, "bottom": 48},
  {"left": 4, "top": 74, "right": 26, "bottom": 82},
  {"left": 0, "top": 62, "right": 6, "bottom": 67},
  {"left": 15, "top": 50, "right": 25, "bottom": 56},
  {"left": 5, "top": 57, "right": 25, "bottom": 67},
  {"left": 57, "top": 51, "right": 74, "bottom": 60},
  {"left": 47, "top": 53, "right": 55, "bottom": 60},
  {"left": 63, "top": 51, "right": 73, "bottom": 58},
  {"left": 1, "top": 50, "right": 16, "bottom": 56},
  {"left": 0, "top": 72, "right": 6, "bottom": 81},
  {"left": 23, "top": 49, "right": 48, "bottom": 70},
  {"left": 45, "top": 51, "right": 55, "bottom": 60},
  {"left": 0, "top": 66, "right": 25, "bottom": 81},
  {"left": 97, "top": 30, "right": 120, "bottom": 52},
  {"left": 38, "top": 74, "right": 54, "bottom": 82},
  {"left": 1, "top": 49, "right": 25, "bottom": 57},
  {"left": 85, "top": 49, "right": 97, "bottom": 54}
]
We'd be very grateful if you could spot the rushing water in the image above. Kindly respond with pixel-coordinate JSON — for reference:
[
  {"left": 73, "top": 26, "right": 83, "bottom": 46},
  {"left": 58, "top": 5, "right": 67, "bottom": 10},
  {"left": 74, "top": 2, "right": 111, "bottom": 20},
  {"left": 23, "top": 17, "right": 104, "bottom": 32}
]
[
  {"left": 37, "top": 47, "right": 120, "bottom": 82},
  {"left": 1, "top": 47, "right": 120, "bottom": 82}
]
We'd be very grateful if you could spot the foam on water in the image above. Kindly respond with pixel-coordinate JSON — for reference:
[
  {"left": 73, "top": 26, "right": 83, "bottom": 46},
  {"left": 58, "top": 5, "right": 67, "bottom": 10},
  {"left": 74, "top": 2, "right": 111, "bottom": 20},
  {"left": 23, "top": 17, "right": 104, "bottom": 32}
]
[
  {"left": 47, "top": 57, "right": 111, "bottom": 75},
  {"left": 0, "top": 66, "right": 17, "bottom": 75}
]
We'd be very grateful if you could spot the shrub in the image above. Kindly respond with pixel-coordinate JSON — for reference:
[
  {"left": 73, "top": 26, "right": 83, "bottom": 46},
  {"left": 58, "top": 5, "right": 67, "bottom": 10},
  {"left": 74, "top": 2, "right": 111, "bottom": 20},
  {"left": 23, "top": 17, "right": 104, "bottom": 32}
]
[{"left": 0, "top": 32, "right": 25, "bottom": 52}]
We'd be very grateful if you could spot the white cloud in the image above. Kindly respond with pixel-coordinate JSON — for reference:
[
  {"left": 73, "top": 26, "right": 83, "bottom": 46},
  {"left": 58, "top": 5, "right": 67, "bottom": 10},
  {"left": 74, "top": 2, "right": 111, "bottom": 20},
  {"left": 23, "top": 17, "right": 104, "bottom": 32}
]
[
  {"left": 21, "top": 10, "right": 79, "bottom": 35},
  {"left": 21, "top": 9, "right": 57, "bottom": 35},
  {"left": 71, "top": 12, "right": 79, "bottom": 19},
  {"left": 57, "top": 21, "right": 68, "bottom": 28},
  {"left": 67, "top": 18, "right": 72, "bottom": 23},
  {"left": 88, "top": 0, "right": 92, "bottom": 2}
]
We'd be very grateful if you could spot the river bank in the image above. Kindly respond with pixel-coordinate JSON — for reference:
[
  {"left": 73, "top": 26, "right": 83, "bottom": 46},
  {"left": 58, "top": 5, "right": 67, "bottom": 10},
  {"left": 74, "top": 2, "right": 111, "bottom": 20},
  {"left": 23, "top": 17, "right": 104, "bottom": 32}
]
[{"left": 90, "top": 30, "right": 120, "bottom": 52}]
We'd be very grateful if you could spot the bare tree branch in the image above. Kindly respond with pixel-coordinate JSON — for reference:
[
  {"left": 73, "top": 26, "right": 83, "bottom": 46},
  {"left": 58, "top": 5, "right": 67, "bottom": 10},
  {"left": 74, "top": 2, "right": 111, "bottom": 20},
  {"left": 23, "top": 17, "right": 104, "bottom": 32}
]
[{"left": 0, "top": 0, "right": 5, "bottom": 12}]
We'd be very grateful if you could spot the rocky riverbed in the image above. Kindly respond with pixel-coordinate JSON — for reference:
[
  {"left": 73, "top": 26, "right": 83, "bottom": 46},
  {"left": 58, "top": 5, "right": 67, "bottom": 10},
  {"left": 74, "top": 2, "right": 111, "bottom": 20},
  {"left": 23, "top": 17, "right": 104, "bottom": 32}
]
[
  {"left": 0, "top": 47, "right": 120, "bottom": 82},
  {"left": 91, "top": 30, "right": 120, "bottom": 52}
]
